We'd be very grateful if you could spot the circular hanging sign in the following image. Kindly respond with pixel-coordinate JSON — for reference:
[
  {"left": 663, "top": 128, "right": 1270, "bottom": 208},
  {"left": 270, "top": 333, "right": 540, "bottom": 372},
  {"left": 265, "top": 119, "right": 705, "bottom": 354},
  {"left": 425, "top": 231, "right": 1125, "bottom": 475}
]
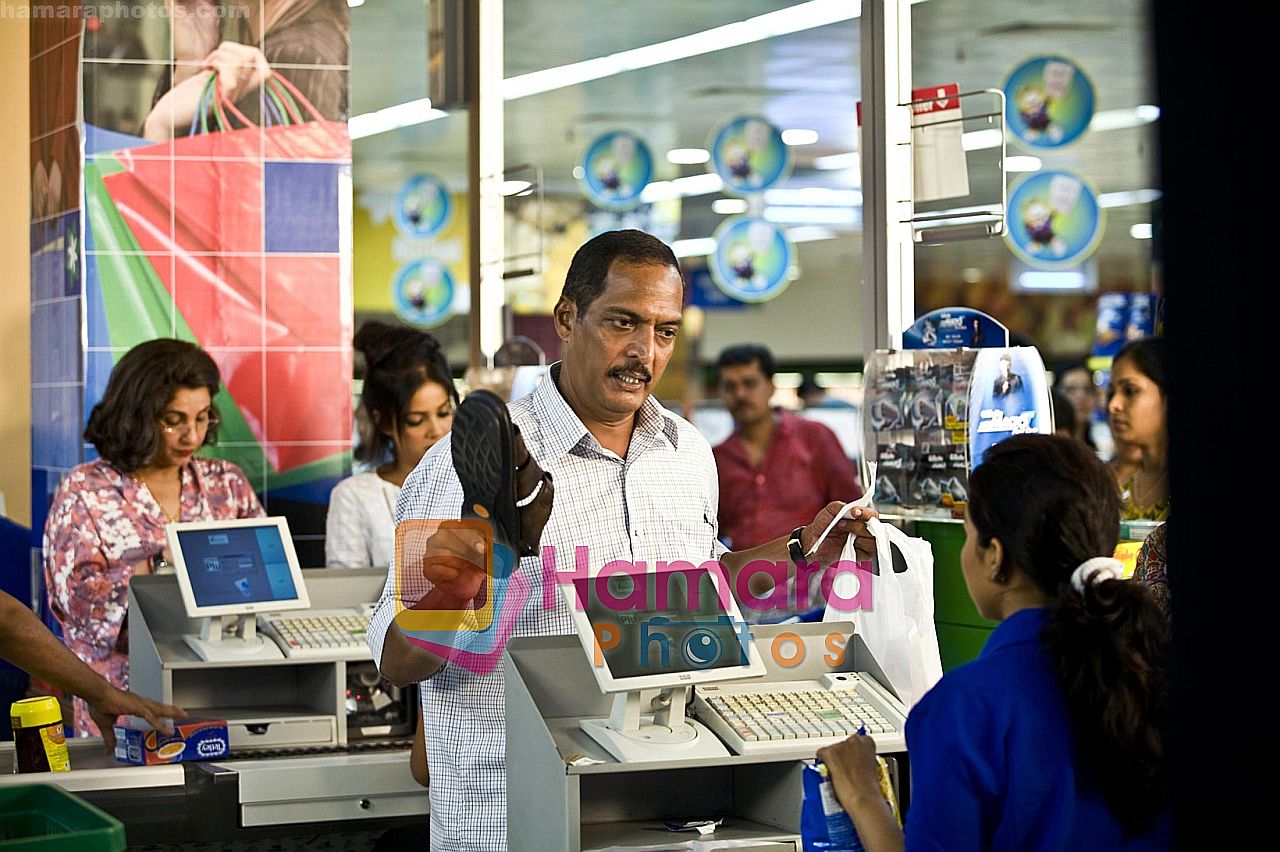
[
  {"left": 709, "top": 115, "right": 790, "bottom": 195},
  {"left": 578, "top": 130, "right": 654, "bottom": 211},
  {"left": 391, "top": 259, "right": 455, "bottom": 328},
  {"left": 1004, "top": 170, "right": 1105, "bottom": 269},
  {"left": 709, "top": 216, "right": 793, "bottom": 303},
  {"left": 394, "top": 174, "right": 452, "bottom": 238},
  {"left": 1002, "top": 55, "right": 1095, "bottom": 148}
]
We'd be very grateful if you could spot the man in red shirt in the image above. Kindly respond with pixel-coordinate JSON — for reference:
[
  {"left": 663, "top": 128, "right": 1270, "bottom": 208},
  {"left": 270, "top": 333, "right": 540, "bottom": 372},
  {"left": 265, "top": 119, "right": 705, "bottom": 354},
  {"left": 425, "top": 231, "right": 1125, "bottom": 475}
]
[{"left": 713, "top": 345, "right": 862, "bottom": 617}]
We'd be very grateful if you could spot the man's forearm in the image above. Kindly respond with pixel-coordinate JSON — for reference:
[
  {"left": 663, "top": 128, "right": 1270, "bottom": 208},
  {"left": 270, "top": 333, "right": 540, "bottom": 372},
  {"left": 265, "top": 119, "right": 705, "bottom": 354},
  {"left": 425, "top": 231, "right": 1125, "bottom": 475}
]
[
  {"left": 721, "top": 537, "right": 792, "bottom": 598},
  {"left": 376, "top": 622, "right": 446, "bottom": 687},
  {"left": 0, "top": 594, "right": 112, "bottom": 705}
]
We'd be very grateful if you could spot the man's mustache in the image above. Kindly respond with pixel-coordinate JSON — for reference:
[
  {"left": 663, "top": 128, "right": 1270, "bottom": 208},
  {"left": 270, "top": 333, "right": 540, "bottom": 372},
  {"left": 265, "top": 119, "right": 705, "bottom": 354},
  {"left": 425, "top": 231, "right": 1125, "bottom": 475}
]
[{"left": 608, "top": 361, "right": 652, "bottom": 382}]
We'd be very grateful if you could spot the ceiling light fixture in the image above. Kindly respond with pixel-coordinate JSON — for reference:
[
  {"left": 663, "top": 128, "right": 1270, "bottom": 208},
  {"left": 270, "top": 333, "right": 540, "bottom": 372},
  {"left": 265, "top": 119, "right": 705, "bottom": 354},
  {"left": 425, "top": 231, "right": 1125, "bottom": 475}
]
[
  {"left": 786, "top": 226, "right": 838, "bottom": 243},
  {"left": 711, "top": 198, "right": 748, "bottom": 214},
  {"left": 763, "top": 206, "right": 859, "bottom": 226},
  {"left": 1098, "top": 188, "right": 1162, "bottom": 208},
  {"left": 667, "top": 148, "right": 711, "bottom": 165},
  {"left": 672, "top": 237, "right": 717, "bottom": 258},
  {"left": 1018, "top": 270, "right": 1087, "bottom": 291},
  {"left": 640, "top": 172, "right": 724, "bottom": 203},
  {"left": 1004, "top": 155, "right": 1041, "bottom": 172},
  {"left": 347, "top": 0, "right": 365, "bottom": 7},
  {"left": 781, "top": 128, "right": 819, "bottom": 146},
  {"left": 501, "top": 180, "right": 532, "bottom": 196},
  {"left": 1129, "top": 223, "right": 1153, "bottom": 239},
  {"left": 763, "top": 187, "right": 862, "bottom": 206},
  {"left": 349, "top": 98, "right": 448, "bottom": 140},
  {"left": 812, "top": 151, "right": 859, "bottom": 171}
]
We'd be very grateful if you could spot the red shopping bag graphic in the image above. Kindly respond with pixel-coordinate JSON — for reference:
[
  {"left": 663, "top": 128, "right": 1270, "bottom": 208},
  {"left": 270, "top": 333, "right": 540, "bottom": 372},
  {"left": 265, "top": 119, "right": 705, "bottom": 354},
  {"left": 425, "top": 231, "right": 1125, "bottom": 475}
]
[{"left": 98, "top": 75, "right": 351, "bottom": 472}]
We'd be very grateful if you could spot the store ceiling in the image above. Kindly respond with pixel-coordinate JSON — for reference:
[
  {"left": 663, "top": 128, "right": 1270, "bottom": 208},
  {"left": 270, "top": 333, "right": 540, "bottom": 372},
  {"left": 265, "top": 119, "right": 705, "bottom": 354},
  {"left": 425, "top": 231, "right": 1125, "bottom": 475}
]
[{"left": 349, "top": 0, "right": 1158, "bottom": 292}]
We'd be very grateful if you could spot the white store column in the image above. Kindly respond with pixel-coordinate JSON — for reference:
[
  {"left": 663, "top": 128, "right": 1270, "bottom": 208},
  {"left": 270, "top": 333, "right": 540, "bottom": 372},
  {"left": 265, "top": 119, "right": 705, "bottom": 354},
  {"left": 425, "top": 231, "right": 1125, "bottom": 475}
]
[
  {"left": 860, "top": 0, "right": 915, "bottom": 350},
  {"left": 468, "top": 0, "right": 505, "bottom": 368}
]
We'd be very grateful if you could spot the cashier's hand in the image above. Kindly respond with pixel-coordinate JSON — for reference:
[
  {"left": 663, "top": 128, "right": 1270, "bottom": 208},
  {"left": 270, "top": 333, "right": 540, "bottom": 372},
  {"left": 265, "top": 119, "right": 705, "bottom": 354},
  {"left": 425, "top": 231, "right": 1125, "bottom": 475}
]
[
  {"left": 802, "top": 502, "right": 878, "bottom": 565},
  {"left": 86, "top": 685, "right": 185, "bottom": 753},
  {"left": 816, "top": 734, "right": 884, "bottom": 816}
]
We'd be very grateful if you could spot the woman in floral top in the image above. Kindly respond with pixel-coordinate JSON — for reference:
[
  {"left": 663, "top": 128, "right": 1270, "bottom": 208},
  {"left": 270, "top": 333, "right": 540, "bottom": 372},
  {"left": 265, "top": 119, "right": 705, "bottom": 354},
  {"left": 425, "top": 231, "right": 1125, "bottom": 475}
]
[{"left": 43, "top": 340, "right": 264, "bottom": 736}]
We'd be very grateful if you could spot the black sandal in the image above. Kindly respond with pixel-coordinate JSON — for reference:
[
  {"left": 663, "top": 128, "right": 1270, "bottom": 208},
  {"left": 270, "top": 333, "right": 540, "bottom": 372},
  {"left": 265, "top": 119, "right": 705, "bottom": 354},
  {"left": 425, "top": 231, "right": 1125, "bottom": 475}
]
[{"left": 451, "top": 390, "right": 526, "bottom": 556}]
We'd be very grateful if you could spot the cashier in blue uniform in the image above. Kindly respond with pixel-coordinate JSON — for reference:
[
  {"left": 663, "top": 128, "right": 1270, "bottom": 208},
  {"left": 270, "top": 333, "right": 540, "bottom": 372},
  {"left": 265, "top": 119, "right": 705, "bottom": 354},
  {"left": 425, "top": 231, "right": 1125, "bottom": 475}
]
[{"left": 818, "top": 434, "right": 1172, "bottom": 851}]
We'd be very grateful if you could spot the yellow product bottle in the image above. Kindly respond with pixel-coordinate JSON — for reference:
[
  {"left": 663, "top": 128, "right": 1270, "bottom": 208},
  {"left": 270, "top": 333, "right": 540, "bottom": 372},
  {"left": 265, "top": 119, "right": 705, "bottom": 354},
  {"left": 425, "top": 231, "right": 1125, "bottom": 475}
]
[{"left": 10, "top": 696, "right": 71, "bottom": 773}]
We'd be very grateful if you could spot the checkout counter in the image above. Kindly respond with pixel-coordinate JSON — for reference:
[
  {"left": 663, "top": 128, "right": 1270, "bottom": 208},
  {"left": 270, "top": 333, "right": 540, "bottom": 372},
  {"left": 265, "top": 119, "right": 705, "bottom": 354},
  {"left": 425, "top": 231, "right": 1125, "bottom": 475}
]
[{"left": 1, "top": 569, "right": 428, "bottom": 846}]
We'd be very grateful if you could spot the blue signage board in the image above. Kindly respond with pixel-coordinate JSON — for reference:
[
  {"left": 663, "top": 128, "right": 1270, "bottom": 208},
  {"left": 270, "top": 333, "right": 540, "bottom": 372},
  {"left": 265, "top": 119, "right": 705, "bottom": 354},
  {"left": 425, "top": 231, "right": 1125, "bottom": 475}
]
[{"left": 903, "top": 307, "right": 1009, "bottom": 349}]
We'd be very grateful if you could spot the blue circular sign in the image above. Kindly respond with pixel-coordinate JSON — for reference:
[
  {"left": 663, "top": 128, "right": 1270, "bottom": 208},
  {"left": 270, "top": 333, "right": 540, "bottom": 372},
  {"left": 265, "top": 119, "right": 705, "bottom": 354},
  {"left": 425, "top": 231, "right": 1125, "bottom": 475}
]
[
  {"left": 392, "top": 259, "right": 455, "bottom": 328},
  {"left": 579, "top": 131, "right": 654, "bottom": 211},
  {"left": 1003, "top": 56, "right": 1095, "bottom": 149},
  {"left": 709, "top": 116, "right": 790, "bottom": 195},
  {"left": 709, "top": 217, "right": 793, "bottom": 302},
  {"left": 1004, "top": 170, "right": 1105, "bottom": 269},
  {"left": 394, "top": 174, "right": 452, "bottom": 238}
]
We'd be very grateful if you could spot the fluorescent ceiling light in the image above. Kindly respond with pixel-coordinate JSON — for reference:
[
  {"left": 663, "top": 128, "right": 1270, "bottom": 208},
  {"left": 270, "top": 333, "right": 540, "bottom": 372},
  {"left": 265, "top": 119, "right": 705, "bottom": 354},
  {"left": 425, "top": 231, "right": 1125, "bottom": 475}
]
[
  {"left": 1090, "top": 104, "right": 1160, "bottom": 132},
  {"left": 787, "top": 226, "right": 838, "bottom": 243},
  {"left": 349, "top": 98, "right": 448, "bottom": 140},
  {"left": 1098, "top": 188, "right": 1162, "bottom": 208},
  {"left": 712, "top": 198, "right": 748, "bottom": 215},
  {"left": 1005, "top": 155, "right": 1041, "bottom": 172},
  {"left": 1018, "top": 270, "right": 1086, "bottom": 291},
  {"left": 813, "top": 151, "right": 859, "bottom": 171},
  {"left": 763, "top": 206, "right": 859, "bottom": 226},
  {"left": 641, "top": 172, "right": 723, "bottom": 202},
  {"left": 572, "top": 166, "right": 585, "bottom": 179},
  {"left": 667, "top": 148, "right": 711, "bottom": 165},
  {"left": 763, "top": 187, "right": 862, "bottom": 206},
  {"left": 504, "top": 0, "right": 871, "bottom": 100},
  {"left": 347, "top": 0, "right": 364, "bottom": 7},
  {"left": 1129, "top": 223, "right": 1153, "bottom": 239},
  {"left": 672, "top": 237, "right": 716, "bottom": 258},
  {"left": 782, "top": 128, "right": 819, "bottom": 146},
  {"left": 962, "top": 129, "right": 1002, "bottom": 151},
  {"left": 501, "top": 180, "right": 532, "bottom": 196}
]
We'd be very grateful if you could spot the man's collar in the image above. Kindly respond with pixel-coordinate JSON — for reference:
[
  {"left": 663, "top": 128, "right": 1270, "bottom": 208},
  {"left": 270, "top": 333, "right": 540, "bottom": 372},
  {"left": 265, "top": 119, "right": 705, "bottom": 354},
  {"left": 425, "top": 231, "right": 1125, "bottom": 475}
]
[{"left": 532, "top": 362, "right": 677, "bottom": 460}]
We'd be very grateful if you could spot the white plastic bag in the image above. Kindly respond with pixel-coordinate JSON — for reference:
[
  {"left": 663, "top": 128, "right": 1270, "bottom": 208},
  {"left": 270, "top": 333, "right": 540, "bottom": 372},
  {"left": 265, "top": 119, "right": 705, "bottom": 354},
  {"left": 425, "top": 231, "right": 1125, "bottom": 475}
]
[{"left": 811, "top": 466, "right": 944, "bottom": 710}]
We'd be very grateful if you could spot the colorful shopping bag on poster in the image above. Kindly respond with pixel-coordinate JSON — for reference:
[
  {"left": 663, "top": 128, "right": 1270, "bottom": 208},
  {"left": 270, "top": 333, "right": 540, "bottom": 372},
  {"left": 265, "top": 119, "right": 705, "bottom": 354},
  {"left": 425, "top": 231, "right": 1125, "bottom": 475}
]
[{"left": 92, "top": 73, "right": 351, "bottom": 473}]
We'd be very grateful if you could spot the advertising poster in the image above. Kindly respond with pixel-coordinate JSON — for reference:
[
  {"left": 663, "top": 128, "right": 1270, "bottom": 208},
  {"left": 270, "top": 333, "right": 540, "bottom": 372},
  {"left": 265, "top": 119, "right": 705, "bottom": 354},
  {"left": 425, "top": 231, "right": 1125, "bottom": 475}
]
[
  {"left": 69, "top": 0, "right": 353, "bottom": 563},
  {"left": 1003, "top": 55, "right": 1095, "bottom": 148},
  {"left": 968, "top": 347, "right": 1052, "bottom": 469},
  {"left": 708, "top": 216, "right": 793, "bottom": 303},
  {"left": 709, "top": 115, "right": 790, "bottom": 195},
  {"left": 392, "top": 259, "right": 456, "bottom": 329},
  {"left": 578, "top": 130, "right": 653, "bottom": 211},
  {"left": 1005, "top": 170, "right": 1104, "bottom": 269},
  {"left": 394, "top": 174, "right": 453, "bottom": 239}
]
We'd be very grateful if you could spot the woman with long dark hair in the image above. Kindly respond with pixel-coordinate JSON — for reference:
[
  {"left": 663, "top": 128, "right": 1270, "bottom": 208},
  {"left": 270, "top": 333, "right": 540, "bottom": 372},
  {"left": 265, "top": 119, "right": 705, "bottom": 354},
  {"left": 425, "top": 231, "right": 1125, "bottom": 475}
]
[
  {"left": 325, "top": 321, "right": 457, "bottom": 568},
  {"left": 43, "top": 339, "right": 264, "bottom": 736},
  {"left": 818, "top": 434, "right": 1170, "bottom": 849},
  {"left": 1109, "top": 338, "right": 1169, "bottom": 521}
]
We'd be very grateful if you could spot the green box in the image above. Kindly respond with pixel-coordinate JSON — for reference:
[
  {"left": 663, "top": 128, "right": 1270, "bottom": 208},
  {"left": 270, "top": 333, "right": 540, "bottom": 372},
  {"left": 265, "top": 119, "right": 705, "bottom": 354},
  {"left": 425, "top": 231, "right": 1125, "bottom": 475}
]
[
  {"left": 913, "top": 520, "right": 999, "bottom": 630},
  {"left": 0, "top": 784, "right": 125, "bottom": 852},
  {"left": 936, "top": 622, "right": 996, "bottom": 672}
]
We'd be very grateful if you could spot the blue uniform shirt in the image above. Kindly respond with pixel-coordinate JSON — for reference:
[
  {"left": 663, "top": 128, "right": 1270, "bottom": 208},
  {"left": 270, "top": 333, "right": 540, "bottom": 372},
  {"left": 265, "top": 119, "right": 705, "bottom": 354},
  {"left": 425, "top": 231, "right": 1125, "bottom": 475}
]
[{"left": 904, "top": 608, "right": 1172, "bottom": 851}]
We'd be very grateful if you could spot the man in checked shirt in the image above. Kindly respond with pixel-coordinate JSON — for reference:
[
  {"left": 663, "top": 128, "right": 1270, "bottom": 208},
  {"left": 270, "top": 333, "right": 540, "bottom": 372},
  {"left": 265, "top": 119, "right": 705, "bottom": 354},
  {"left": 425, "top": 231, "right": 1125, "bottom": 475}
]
[{"left": 366, "top": 229, "right": 876, "bottom": 851}]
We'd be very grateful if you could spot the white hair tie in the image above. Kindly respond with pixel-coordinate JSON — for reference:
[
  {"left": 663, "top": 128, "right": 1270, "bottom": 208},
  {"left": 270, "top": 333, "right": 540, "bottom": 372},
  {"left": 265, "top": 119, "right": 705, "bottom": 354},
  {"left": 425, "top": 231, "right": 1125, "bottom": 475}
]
[{"left": 1070, "top": 557, "right": 1124, "bottom": 595}]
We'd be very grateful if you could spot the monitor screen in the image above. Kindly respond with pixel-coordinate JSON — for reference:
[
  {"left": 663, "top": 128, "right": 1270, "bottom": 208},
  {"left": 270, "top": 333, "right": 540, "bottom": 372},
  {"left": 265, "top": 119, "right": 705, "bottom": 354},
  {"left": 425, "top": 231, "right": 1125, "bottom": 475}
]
[
  {"left": 564, "top": 562, "right": 765, "bottom": 691},
  {"left": 168, "top": 518, "right": 309, "bottom": 616}
]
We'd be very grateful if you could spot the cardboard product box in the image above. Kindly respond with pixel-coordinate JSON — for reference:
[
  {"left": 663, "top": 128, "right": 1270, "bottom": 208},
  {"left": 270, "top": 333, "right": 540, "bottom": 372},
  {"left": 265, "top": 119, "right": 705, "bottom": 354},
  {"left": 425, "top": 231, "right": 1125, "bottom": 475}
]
[{"left": 113, "top": 716, "right": 230, "bottom": 765}]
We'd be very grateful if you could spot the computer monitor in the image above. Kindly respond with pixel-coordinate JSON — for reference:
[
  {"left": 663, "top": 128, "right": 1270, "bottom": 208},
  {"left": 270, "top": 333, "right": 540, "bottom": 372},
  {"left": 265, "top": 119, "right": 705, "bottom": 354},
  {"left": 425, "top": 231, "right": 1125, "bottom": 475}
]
[
  {"left": 559, "top": 559, "right": 765, "bottom": 762},
  {"left": 166, "top": 517, "right": 310, "bottom": 661}
]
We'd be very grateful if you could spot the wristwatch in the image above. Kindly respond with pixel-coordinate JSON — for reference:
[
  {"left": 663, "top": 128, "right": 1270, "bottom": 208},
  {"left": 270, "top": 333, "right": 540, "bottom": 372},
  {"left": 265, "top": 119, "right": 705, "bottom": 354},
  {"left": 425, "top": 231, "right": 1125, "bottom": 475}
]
[
  {"left": 151, "top": 552, "right": 173, "bottom": 574},
  {"left": 787, "top": 526, "right": 808, "bottom": 564}
]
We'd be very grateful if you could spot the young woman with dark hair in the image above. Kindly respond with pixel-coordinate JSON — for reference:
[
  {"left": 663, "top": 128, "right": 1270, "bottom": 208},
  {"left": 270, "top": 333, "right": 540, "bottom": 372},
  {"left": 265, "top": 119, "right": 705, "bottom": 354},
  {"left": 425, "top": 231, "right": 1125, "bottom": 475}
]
[
  {"left": 325, "top": 321, "right": 458, "bottom": 568},
  {"left": 1109, "top": 338, "right": 1169, "bottom": 520},
  {"left": 43, "top": 339, "right": 264, "bottom": 736},
  {"left": 818, "top": 434, "right": 1171, "bottom": 850}
]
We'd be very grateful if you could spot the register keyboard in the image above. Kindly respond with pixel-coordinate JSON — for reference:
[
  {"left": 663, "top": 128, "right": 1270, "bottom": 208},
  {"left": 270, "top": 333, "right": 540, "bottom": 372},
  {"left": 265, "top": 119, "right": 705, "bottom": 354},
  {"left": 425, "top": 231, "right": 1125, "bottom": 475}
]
[
  {"left": 258, "top": 610, "right": 372, "bottom": 660},
  {"left": 691, "top": 674, "right": 907, "bottom": 756}
]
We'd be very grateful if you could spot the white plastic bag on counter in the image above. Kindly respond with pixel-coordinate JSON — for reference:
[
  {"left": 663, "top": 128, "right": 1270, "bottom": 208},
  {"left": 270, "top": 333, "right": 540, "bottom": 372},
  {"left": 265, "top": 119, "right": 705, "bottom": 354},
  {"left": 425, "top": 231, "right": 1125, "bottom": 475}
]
[{"left": 809, "top": 463, "right": 943, "bottom": 711}]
